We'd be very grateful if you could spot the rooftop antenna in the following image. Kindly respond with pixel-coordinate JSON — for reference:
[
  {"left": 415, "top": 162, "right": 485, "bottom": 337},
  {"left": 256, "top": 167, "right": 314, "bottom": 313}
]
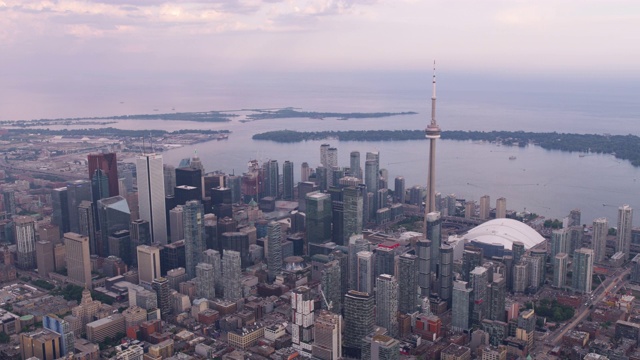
[{"left": 149, "top": 132, "right": 155, "bottom": 153}]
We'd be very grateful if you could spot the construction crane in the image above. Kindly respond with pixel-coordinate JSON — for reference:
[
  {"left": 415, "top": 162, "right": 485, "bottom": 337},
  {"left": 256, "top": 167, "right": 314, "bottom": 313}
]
[{"left": 319, "top": 288, "right": 333, "bottom": 311}]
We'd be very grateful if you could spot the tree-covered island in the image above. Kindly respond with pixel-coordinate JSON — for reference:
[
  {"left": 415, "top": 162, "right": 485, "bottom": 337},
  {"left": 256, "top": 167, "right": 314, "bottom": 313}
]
[
  {"left": 252, "top": 130, "right": 640, "bottom": 167},
  {"left": 242, "top": 108, "right": 417, "bottom": 122}
]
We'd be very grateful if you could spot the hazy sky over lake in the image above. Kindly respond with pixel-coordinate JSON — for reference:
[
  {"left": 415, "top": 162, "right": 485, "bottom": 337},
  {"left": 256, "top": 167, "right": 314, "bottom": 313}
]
[{"left": 1, "top": 1, "right": 639, "bottom": 119}]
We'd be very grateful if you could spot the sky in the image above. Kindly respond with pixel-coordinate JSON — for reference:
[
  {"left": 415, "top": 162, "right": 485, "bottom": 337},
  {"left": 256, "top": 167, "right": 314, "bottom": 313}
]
[{"left": 1, "top": 0, "right": 639, "bottom": 119}]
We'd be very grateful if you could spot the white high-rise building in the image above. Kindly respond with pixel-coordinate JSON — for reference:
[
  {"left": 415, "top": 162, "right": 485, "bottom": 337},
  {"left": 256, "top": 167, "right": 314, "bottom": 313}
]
[
  {"left": 136, "top": 153, "right": 167, "bottom": 244},
  {"left": 592, "top": 218, "right": 608, "bottom": 263},
  {"left": 617, "top": 205, "right": 633, "bottom": 261}
]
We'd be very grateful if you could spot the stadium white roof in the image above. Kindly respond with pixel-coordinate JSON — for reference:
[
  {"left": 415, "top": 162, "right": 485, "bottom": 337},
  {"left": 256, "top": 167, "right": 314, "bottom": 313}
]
[{"left": 464, "top": 218, "right": 544, "bottom": 250}]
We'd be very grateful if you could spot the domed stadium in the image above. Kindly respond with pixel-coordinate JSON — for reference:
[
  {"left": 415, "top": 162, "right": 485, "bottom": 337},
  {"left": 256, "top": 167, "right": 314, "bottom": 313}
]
[{"left": 464, "top": 218, "right": 544, "bottom": 250}]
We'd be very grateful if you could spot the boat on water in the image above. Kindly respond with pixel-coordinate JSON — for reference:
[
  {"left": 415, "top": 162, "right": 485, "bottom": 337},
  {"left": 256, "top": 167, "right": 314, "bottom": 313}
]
[
  {"left": 509, "top": 156, "right": 517, "bottom": 160},
  {"left": 216, "top": 134, "right": 229, "bottom": 140}
]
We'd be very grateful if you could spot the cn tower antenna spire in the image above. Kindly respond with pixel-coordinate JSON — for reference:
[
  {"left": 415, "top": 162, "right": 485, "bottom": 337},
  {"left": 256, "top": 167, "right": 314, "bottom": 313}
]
[{"left": 424, "top": 60, "right": 442, "bottom": 233}]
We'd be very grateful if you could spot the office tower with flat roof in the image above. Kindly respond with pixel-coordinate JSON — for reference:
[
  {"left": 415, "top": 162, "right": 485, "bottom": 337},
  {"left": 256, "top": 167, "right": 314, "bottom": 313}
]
[
  {"left": 2, "top": 191, "right": 15, "bottom": 216},
  {"left": 36, "top": 240, "right": 55, "bottom": 277},
  {"left": 65, "top": 232, "right": 91, "bottom": 288},
  {"left": 267, "top": 221, "right": 283, "bottom": 281},
  {"left": 77, "top": 201, "right": 97, "bottom": 255},
  {"left": 440, "top": 244, "right": 454, "bottom": 305},
  {"left": 553, "top": 252, "right": 568, "bottom": 288},
  {"left": 348, "top": 235, "right": 370, "bottom": 290},
  {"left": 426, "top": 212, "right": 442, "bottom": 274},
  {"left": 551, "top": 228, "right": 570, "bottom": 259},
  {"left": 20, "top": 329, "right": 62, "bottom": 360},
  {"left": 262, "top": 159, "right": 278, "bottom": 198},
  {"left": 226, "top": 175, "right": 241, "bottom": 204},
  {"left": 152, "top": 277, "right": 171, "bottom": 318},
  {"left": 14, "top": 216, "right": 36, "bottom": 270},
  {"left": 223, "top": 250, "right": 242, "bottom": 301},
  {"left": 137, "top": 244, "right": 161, "bottom": 286},
  {"left": 489, "top": 274, "right": 506, "bottom": 322},
  {"left": 320, "top": 144, "right": 330, "bottom": 167},
  {"left": 130, "top": 219, "right": 151, "bottom": 265},
  {"left": 370, "top": 335, "right": 400, "bottom": 360},
  {"left": 417, "top": 239, "right": 432, "bottom": 296},
  {"left": 43, "top": 314, "right": 74, "bottom": 356},
  {"left": 394, "top": 176, "right": 405, "bottom": 204},
  {"left": 462, "top": 246, "right": 483, "bottom": 281},
  {"left": 357, "top": 251, "right": 374, "bottom": 294},
  {"left": 522, "top": 254, "right": 543, "bottom": 290},
  {"left": 350, "top": 151, "right": 361, "bottom": 179},
  {"left": 375, "top": 245, "right": 395, "bottom": 278},
  {"left": 137, "top": 152, "right": 167, "bottom": 244},
  {"left": 592, "top": 218, "right": 608, "bottom": 263},
  {"left": 315, "top": 165, "right": 328, "bottom": 192},
  {"left": 495, "top": 197, "right": 506, "bottom": 219},
  {"left": 469, "top": 266, "right": 489, "bottom": 325},
  {"left": 306, "top": 192, "right": 332, "bottom": 245},
  {"left": 183, "top": 200, "right": 205, "bottom": 279},
  {"left": 376, "top": 274, "right": 399, "bottom": 337},
  {"left": 52, "top": 187, "right": 70, "bottom": 236},
  {"left": 321, "top": 260, "right": 342, "bottom": 314},
  {"left": 301, "top": 162, "right": 312, "bottom": 182},
  {"left": 174, "top": 185, "right": 200, "bottom": 206},
  {"left": 88, "top": 153, "right": 119, "bottom": 197},
  {"left": 175, "top": 167, "right": 202, "bottom": 199},
  {"left": 479, "top": 195, "right": 491, "bottom": 220},
  {"left": 343, "top": 290, "right": 375, "bottom": 359},
  {"left": 365, "top": 160, "right": 379, "bottom": 215},
  {"left": 297, "top": 181, "right": 318, "bottom": 212},
  {"left": 108, "top": 230, "right": 131, "bottom": 266},
  {"left": 97, "top": 195, "right": 130, "bottom": 256},
  {"left": 465, "top": 201, "right": 475, "bottom": 219},
  {"left": 398, "top": 253, "right": 418, "bottom": 314},
  {"left": 452, "top": 280, "right": 472, "bottom": 331},
  {"left": 160, "top": 240, "right": 185, "bottom": 275},
  {"left": 342, "top": 186, "right": 363, "bottom": 245},
  {"left": 67, "top": 180, "right": 92, "bottom": 234},
  {"left": 169, "top": 206, "right": 184, "bottom": 242},
  {"left": 313, "top": 310, "right": 342, "bottom": 360},
  {"left": 573, "top": 248, "right": 594, "bottom": 293},
  {"left": 617, "top": 205, "right": 633, "bottom": 260},
  {"left": 91, "top": 168, "right": 110, "bottom": 213},
  {"left": 163, "top": 164, "right": 176, "bottom": 197},
  {"left": 195, "top": 262, "right": 215, "bottom": 300},
  {"left": 512, "top": 261, "right": 529, "bottom": 293},
  {"left": 283, "top": 161, "right": 294, "bottom": 201}
]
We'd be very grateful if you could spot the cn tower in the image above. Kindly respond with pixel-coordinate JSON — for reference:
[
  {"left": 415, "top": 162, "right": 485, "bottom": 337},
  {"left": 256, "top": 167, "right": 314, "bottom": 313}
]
[{"left": 424, "top": 61, "right": 441, "bottom": 229}]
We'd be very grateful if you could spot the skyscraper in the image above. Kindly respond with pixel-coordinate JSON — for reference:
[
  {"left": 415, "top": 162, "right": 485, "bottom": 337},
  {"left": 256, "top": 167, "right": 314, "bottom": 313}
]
[
  {"left": 348, "top": 235, "right": 370, "bottom": 290},
  {"left": 469, "top": 266, "right": 489, "bottom": 325},
  {"left": 67, "top": 180, "right": 92, "bottom": 234},
  {"left": 283, "top": 161, "right": 294, "bottom": 201},
  {"left": 43, "top": 314, "right": 74, "bottom": 356},
  {"left": 202, "top": 249, "right": 223, "bottom": 296},
  {"left": 342, "top": 187, "right": 363, "bottom": 245},
  {"left": 350, "top": 151, "right": 361, "bottom": 179},
  {"left": 440, "top": 244, "right": 454, "bottom": 306},
  {"left": 343, "top": 290, "right": 375, "bottom": 359},
  {"left": 51, "top": 187, "right": 70, "bottom": 236},
  {"left": 397, "top": 253, "right": 418, "bottom": 314},
  {"left": 291, "top": 286, "right": 315, "bottom": 357},
  {"left": 375, "top": 274, "right": 399, "bottom": 337},
  {"left": 617, "top": 205, "right": 633, "bottom": 260},
  {"left": 488, "top": 274, "right": 506, "bottom": 322},
  {"left": 301, "top": 162, "right": 312, "bottom": 182},
  {"left": 321, "top": 260, "right": 342, "bottom": 314},
  {"left": 64, "top": 232, "right": 91, "bottom": 288},
  {"left": 374, "top": 245, "right": 395, "bottom": 278},
  {"left": 511, "top": 241, "right": 525, "bottom": 264},
  {"left": 183, "top": 200, "right": 205, "bottom": 279},
  {"left": 592, "top": 217, "right": 608, "bottom": 263},
  {"left": 551, "top": 228, "right": 570, "bottom": 259},
  {"left": 425, "top": 62, "right": 441, "bottom": 214},
  {"left": 553, "top": 252, "right": 568, "bottom": 288},
  {"left": 320, "top": 144, "right": 330, "bottom": 167},
  {"left": 222, "top": 250, "right": 242, "bottom": 301},
  {"left": 573, "top": 248, "right": 594, "bottom": 293},
  {"left": 14, "top": 216, "right": 36, "bottom": 270},
  {"left": 364, "top": 155, "right": 379, "bottom": 214},
  {"left": 137, "top": 245, "right": 161, "bottom": 286},
  {"left": 306, "top": 192, "right": 332, "bottom": 244},
  {"left": 136, "top": 153, "right": 167, "bottom": 244},
  {"left": 479, "top": 195, "right": 491, "bottom": 220},
  {"left": 77, "top": 201, "right": 97, "bottom": 255},
  {"left": 267, "top": 221, "right": 283, "bottom": 281},
  {"left": 312, "top": 311, "right": 342, "bottom": 360},
  {"left": 87, "top": 153, "right": 119, "bottom": 197},
  {"left": 495, "top": 197, "right": 506, "bottom": 219},
  {"left": 266, "top": 159, "right": 279, "bottom": 198},
  {"left": 416, "top": 239, "right": 432, "bottom": 296},
  {"left": 568, "top": 209, "right": 581, "bottom": 227},
  {"left": 195, "top": 263, "right": 215, "bottom": 300},
  {"left": 356, "top": 251, "right": 374, "bottom": 294},
  {"left": 163, "top": 164, "right": 176, "bottom": 197},
  {"left": 394, "top": 176, "right": 405, "bottom": 204},
  {"left": 151, "top": 277, "right": 171, "bottom": 318},
  {"left": 426, "top": 212, "right": 442, "bottom": 274},
  {"left": 97, "top": 196, "right": 130, "bottom": 256},
  {"left": 370, "top": 335, "right": 400, "bottom": 360},
  {"left": 2, "top": 191, "right": 15, "bottom": 216},
  {"left": 452, "top": 280, "right": 472, "bottom": 332}
]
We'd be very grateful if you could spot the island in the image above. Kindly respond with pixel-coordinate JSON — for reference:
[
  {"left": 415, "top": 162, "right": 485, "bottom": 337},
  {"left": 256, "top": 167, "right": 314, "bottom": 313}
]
[
  {"left": 252, "top": 129, "right": 640, "bottom": 167},
  {"left": 242, "top": 108, "right": 417, "bottom": 122}
]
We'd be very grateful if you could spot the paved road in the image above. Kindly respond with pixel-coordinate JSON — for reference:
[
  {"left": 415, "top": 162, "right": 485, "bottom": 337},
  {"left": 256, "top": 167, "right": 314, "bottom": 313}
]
[{"left": 550, "top": 267, "right": 630, "bottom": 345}]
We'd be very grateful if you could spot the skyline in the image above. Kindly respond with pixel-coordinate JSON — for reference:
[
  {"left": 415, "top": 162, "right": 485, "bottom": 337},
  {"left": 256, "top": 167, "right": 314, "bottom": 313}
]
[{"left": 1, "top": 1, "right": 640, "bottom": 120}]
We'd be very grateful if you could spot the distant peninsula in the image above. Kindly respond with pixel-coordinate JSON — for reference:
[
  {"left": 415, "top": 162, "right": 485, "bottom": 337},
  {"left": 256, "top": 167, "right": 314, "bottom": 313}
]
[
  {"left": 241, "top": 108, "right": 417, "bottom": 122},
  {"left": 2, "top": 127, "right": 230, "bottom": 137},
  {"left": 252, "top": 130, "right": 640, "bottom": 167}
]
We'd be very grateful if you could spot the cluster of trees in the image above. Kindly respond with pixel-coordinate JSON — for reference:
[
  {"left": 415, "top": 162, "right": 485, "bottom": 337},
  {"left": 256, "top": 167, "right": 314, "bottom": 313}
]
[
  {"left": 528, "top": 299, "right": 575, "bottom": 322},
  {"left": 246, "top": 108, "right": 416, "bottom": 121},
  {"left": 543, "top": 219, "right": 563, "bottom": 229},
  {"left": 30, "top": 279, "right": 55, "bottom": 290}
]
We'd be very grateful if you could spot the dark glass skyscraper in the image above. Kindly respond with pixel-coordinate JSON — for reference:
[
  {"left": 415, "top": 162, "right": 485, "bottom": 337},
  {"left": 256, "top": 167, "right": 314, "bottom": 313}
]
[
  {"left": 97, "top": 196, "right": 130, "bottom": 256},
  {"left": 283, "top": 161, "right": 294, "bottom": 201},
  {"left": 51, "top": 187, "right": 70, "bottom": 237},
  {"left": 67, "top": 180, "right": 92, "bottom": 234},
  {"left": 397, "top": 253, "right": 418, "bottom": 314},
  {"left": 305, "top": 192, "right": 332, "bottom": 245},
  {"left": 88, "top": 153, "right": 119, "bottom": 197},
  {"left": 343, "top": 290, "right": 374, "bottom": 359}
]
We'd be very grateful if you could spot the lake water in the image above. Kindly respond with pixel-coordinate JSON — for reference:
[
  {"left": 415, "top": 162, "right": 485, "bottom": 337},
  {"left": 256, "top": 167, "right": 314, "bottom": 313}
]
[{"left": 10, "top": 72, "right": 640, "bottom": 226}]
